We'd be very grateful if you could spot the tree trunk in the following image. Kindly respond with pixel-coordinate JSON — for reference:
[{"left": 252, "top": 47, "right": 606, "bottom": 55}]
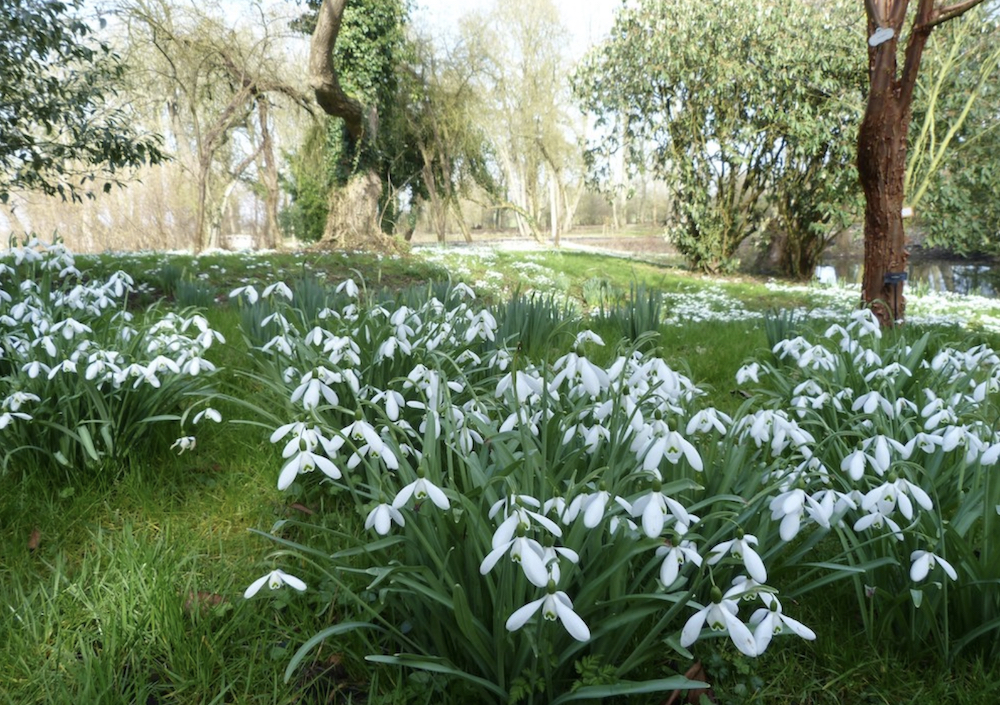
[
  {"left": 857, "top": 0, "right": 988, "bottom": 325},
  {"left": 257, "top": 99, "right": 281, "bottom": 250},
  {"left": 858, "top": 96, "right": 909, "bottom": 324},
  {"left": 321, "top": 169, "right": 383, "bottom": 247}
]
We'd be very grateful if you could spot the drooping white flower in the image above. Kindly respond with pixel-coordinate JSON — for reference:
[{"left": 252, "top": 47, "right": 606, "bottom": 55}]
[
  {"left": 392, "top": 476, "right": 450, "bottom": 511},
  {"left": 480, "top": 533, "right": 548, "bottom": 587},
  {"left": 749, "top": 593, "right": 816, "bottom": 652},
  {"left": 243, "top": 569, "right": 307, "bottom": 598},
  {"left": 656, "top": 540, "right": 702, "bottom": 587},
  {"left": 365, "top": 502, "right": 405, "bottom": 535},
  {"left": 506, "top": 586, "right": 590, "bottom": 642},
  {"left": 261, "top": 281, "right": 294, "bottom": 300},
  {"left": 707, "top": 532, "right": 767, "bottom": 583},
  {"left": 910, "top": 550, "right": 958, "bottom": 582},
  {"left": 680, "top": 588, "right": 758, "bottom": 657},
  {"left": 735, "top": 362, "right": 762, "bottom": 385},
  {"left": 171, "top": 436, "right": 197, "bottom": 453},
  {"left": 631, "top": 485, "right": 694, "bottom": 538},
  {"left": 192, "top": 408, "right": 222, "bottom": 424}
]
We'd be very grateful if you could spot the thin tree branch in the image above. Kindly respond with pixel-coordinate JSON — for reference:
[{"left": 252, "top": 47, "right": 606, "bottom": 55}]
[{"left": 925, "top": 0, "right": 989, "bottom": 29}]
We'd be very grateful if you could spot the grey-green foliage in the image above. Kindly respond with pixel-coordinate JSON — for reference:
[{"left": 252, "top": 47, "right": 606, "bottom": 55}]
[
  {"left": 574, "top": 0, "right": 866, "bottom": 276},
  {"left": 0, "top": 0, "right": 164, "bottom": 203}
]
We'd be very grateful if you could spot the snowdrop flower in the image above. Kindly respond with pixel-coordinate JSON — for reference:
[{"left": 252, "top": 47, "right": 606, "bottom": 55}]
[
  {"left": 2, "top": 391, "right": 40, "bottom": 411},
  {"left": 192, "top": 408, "right": 222, "bottom": 424},
  {"left": 749, "top": 593, "right": 816, "bottom": 652},
  {"left": 853, "top": 505, "right": 904, "bottom": 540},
  {"left": 506, "top": 582, "right": 590, "bottom": 642},
  {"left": 261, "top": 335, "right": 293, "bottom": 356},
  {"left": 278, "top": 447, "right": 341, "bottom": 490},
  {"left": 463, "top": 309, "right": 497, "bottom": 342},
  {"left": 632, "top": 482, "right": 694, "bottom": 538},
  {"left": 0, "top": 411, "right": 32, "bottom": 429},
  {"left": 636, "top": 422, "right": 703, "bottom": 473},
  {"left": 573, "top": 330, "right": 604, "bottom": 348},
  {"left": 393, "top": 475, "right": 450, "bottom": 511},
  {"left": 656, "top": 539, "right": 702, "bottom": 587},
  {"left": 365, "top": 502, "right": 405, "bottom": 535},
  {"left": 229, "top": 285, "right": 259, "bottom": 304},
  {"left": 171, "top": 436, "right": 197, "bottom": 453},
  {"left": 862, "top": 477, "right": 933, "bottom": 521},
  {"left": 768, "top": 488, "right": 831, "bottom": 541},
  {"left": 903, "top": 432, "right": 944, "bottom": 457},
  {"left": 488, "top": 494, "right": 562, "bottom": 543},
  {"left": 335, "top": 279, "right": 359, "bottom": 298},
  {"left": 180, "top": 355, "right": 216, "bottom": 376},
  {"left": 495, "top": 369, "right": 544, "bottom": 403},
  {"left": 910, "top": 550, "right": 958, "bottom": 582},
  {"left": 736, "top": 362, "right": 761, "bottom": 385},
  {"left": 370, "top": 388, "right": 406, "bottom": 421},
  {"left": 680, "top": 586, "right": 758, "bottom": 657},
  {"left": 846, "top": 308, "right": 882, "bottom": 338},
  {"left": 243, "top": 569, "right": 307, "bottom": 598},
  {"left": 550, "top": 352, "right": 609, "bottom": 397},
  {"left": 852, "top": 390, "right": 894, "bottom": 417},
  {"left": 262, "top": 281, "right": 293, "bottom": 300},
  {"left": 291, "top": 368, "right": 340, "bottom": 410},
  {"left": 841, "top": 435, "right": 901, "bottom": 481},
  {"left": 686, "top": 408, "right": 732, "bottom": 435},
  {"left": 707, "top": 531, "right": 767, "bottom": 583},
  {"left": 480, "top": 531, "right": 548, "bottom": 587}
]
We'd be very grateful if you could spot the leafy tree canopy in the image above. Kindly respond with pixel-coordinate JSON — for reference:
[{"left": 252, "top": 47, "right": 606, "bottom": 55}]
[
  {"left": 0, "top": 0, "right": 165, "bottom": 204},
  {"left": 575, "top": 0, "right": 866, "bottom": 275}
]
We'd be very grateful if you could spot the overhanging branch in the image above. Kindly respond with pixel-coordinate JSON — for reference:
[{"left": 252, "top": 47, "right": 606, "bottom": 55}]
[{"left": 308, "top": 0, "right": 365, "bottom": 140}]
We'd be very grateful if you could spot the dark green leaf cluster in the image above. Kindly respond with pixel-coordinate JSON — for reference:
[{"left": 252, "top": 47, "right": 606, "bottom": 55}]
[
  {"left": 0, "top": 0, "right": 165, "bottom": 204},
  {"left": 574, "top": 0, "right": 866, "bottom": 276}
]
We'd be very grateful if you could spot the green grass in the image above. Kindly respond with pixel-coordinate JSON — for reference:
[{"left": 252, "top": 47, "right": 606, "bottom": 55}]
[{"left": 5, "top": 247, "right": 1000, "bottom": 703}]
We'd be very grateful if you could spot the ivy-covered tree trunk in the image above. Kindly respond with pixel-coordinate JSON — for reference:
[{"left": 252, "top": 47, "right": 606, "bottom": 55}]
[
  {"left": 309, "top": 0, "right": 385, "bottom": 247},
  {"left": 321, "top": 170, "right": 382, "bottom": 246}
]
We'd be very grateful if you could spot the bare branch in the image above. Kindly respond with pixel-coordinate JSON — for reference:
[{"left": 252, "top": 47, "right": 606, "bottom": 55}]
[
  {"left": 925, "top": 0, "right": 989, "bottom": 29},
  {"left": 308, "top": 0, "right": 365, "bottom": 140}
]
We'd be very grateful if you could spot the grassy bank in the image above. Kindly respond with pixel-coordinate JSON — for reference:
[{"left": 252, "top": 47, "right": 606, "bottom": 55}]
[{"left": 3, "top": 243, "right": 1000, "bottom": 704}]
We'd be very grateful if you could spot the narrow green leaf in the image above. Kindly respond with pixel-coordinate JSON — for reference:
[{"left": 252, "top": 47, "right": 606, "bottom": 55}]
[
  {"left": 365, "top": 654, "right": 507, "bottom": 698},
  {"left": 284, "top": 622, "right": 381, "bottom": 682},
  {"left": 551, "top": 676, "right": 710, "bottom": 705}
]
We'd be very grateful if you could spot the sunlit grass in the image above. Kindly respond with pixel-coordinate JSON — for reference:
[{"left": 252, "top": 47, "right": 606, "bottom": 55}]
[{"left": 6, "top": 243, "right": 1000, "bottom": 703}]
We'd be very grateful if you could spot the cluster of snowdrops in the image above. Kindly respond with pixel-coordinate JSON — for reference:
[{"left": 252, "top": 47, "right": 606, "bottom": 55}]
[
  {"left": 232, "top": 275, "right": 1000, "bottom": 700},
  {"left": 0, "top": 238, "right": 220, "bottom": 474},
  {"left": 4, "top": 238, "right": 1000, "bottom": 703}
]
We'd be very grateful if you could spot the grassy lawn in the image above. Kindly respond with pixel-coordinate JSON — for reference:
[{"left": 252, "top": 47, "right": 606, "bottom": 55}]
[{"left": 3, "top": 243, "right": 1000, "bottom": 704}]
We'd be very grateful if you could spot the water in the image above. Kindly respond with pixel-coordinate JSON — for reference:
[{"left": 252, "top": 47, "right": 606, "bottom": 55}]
[{"left": 815, "top": 259, "right": 1000, "bottom": 297}]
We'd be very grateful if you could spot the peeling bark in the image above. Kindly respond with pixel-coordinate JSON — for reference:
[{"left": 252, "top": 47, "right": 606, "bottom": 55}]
[{"left": 859, "top": 0, "right": 987, "bottom": 326}]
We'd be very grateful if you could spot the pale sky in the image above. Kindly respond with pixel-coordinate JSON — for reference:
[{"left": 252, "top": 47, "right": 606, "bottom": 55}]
[{"left": 411, "top": 0, "right": 620, "bottom": 59}]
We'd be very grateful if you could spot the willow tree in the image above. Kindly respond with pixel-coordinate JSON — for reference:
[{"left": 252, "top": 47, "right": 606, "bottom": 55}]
[{"left": 859, "top": 0, "right": 989, "bottom": 324}]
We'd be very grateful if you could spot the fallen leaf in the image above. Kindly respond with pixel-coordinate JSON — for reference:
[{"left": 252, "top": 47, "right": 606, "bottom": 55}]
[
  {"left": 28, "top": 527, "right": 41, "bottom": 552},
  {"left": 664, "top": 661, "right": 715, "bottom": 705},
  {"left": 183, "top": 591, "right": 228, "bottom": 614}
]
